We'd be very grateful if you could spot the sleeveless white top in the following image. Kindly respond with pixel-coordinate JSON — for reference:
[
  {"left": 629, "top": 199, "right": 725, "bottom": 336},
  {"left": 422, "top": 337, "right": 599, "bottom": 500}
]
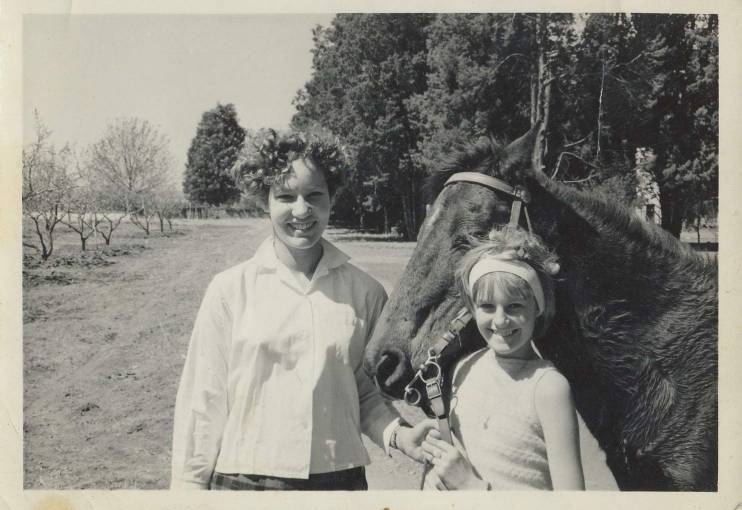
[{"left": 425, "top": 348, "right": 557, "bottom": 490}]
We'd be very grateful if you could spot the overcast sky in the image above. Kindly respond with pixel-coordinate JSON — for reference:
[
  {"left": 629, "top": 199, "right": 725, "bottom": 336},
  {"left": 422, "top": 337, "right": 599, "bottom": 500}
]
[{"left": 23, "top": 14, "right": 336, "bottom": 176}]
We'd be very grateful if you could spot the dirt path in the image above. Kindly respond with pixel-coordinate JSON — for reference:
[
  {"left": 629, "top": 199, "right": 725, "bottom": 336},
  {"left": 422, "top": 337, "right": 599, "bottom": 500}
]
[
  {"left": 24, "top": 220, "right": 272, "bottom": 489},
  {"left": 23, "top": 219, "right": 615, "bottom": 490}
]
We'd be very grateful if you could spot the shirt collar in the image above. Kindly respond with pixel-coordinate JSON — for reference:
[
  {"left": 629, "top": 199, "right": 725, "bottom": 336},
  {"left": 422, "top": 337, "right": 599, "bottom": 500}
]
[{"left": 254, "top": 236, "right": 351, "bottom": 273}]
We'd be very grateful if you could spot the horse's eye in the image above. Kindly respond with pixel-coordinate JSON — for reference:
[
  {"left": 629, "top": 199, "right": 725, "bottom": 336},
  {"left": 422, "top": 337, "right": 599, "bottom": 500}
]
[{"left": 452, "top": 235, "right": 471, "bottom": 251}]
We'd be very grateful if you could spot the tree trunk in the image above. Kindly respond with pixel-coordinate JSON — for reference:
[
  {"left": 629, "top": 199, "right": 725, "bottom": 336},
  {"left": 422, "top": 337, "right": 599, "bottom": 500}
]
[
  {"left": 530, "top": 73, "right": 538, "bottom": 125},
  {"left": 596, "top": 59, "right": 606, "bottom": 160},
  {"left": 402, "top": 195, "right": 415, "bottom": 242},
  {"left": 696, "top": 214, "right": 701, "bottom": 244},
  {"left": 659, "top": 186, "right": 684, "bottom": 238},
  {"left": 410, "top": 178, "right": 418, "bottom": 236},
  {"left": 532, "top": 14, "right": 553, "bottom": 173}
]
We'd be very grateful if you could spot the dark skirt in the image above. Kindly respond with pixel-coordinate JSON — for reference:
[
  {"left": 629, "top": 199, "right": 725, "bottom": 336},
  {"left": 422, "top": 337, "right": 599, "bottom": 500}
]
[{"left": 210, "top": 467, "right": 368, "bottom": 491}]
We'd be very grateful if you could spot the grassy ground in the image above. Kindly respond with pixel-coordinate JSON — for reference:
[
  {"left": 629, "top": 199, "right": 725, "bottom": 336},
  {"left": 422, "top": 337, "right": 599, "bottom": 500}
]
[{"left": 22, "top": 218, "right": 617, "bottom": 490}]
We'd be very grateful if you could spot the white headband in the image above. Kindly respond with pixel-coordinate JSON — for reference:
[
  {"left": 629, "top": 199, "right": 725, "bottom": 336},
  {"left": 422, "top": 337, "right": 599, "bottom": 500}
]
[{"left": 468, "top": 257, "right": 545, "bottom": 316}]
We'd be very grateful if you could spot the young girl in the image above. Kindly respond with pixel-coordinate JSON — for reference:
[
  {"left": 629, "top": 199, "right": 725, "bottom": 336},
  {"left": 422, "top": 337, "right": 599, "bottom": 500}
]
[
  {"left": 171, "top": 131, "right": 431, "bottom": 490},
  {"left": 421, "top": 227, "right": 585, "bottom": 490}
]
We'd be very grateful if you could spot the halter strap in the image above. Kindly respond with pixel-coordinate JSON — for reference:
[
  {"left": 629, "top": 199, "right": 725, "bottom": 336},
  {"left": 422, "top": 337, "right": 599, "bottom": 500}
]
[
  {"left": 443, "top": 172, "right": 532, "bottom": 231},
  {"left": 444, "top": 172, "right": 531, "bottom": 203}
]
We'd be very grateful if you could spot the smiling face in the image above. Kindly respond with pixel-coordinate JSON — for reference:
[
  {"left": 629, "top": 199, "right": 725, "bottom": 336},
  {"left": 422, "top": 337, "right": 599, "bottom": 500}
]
[
  {"left": 268, "top": 158, "right": 331, "bottom": 261},
  {"left": 472, "top": 272, "right": 539, "bottom": 359}
]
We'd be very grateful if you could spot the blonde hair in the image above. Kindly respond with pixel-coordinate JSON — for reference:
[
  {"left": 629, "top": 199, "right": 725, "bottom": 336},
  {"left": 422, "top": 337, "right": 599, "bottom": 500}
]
[{"left": 455, "top": 226, "right": 560, "bottom": 341}]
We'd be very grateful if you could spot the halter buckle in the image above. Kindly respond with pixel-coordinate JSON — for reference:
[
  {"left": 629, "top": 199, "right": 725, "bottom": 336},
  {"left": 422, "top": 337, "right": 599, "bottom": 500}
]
[
  {"left": 512, "top": 186, "right": 531, "bottom": 203},
  {"left": 425, "top": 381, "right": 443, "bottom": 400}
]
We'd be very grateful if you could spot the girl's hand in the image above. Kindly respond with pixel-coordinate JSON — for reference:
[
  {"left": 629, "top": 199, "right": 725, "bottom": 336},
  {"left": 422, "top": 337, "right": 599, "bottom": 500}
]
[
  {"left": 421, "top": 429, "right": 489, "bottom": 490},
  {"left": 426, "top": 469, "right": 448, "bottom": 491},
  {"left": 395, "top": 418, "right": 438, "bottom": 463}
]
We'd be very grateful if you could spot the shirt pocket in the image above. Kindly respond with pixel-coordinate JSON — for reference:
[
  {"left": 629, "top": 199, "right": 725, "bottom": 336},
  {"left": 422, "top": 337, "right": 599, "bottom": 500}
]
[{"left": 326, "top": 308, "right": 363, "bottom": 365}]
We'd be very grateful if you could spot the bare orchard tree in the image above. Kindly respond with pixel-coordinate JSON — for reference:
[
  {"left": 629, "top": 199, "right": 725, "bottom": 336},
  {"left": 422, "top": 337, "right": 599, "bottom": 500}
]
[
  {"left": 57, "top": 152, "right": 101, "bottom": 251},
  {"left": 94, "top": 210, "right": 127, "bottom": 246},
  {"left": 153, "top": 188, "right": 184, "bottom": 233},
  {"left": 86, "top": 117, "right": 176, "bottom": 237},
  {"left": 60, "top": 184, "right": 98, "bottom": 251},
  {"left": 22, "top": 112, "right": 75, "bottom": 260},
  {"left": 76, "top": 151, "right": 126, "bottom": 246},
  {"left": 129, "top": 192, "right": 157, "bottom": 236},
  {"left": 87, "top": 117, "right": 173, "bottom": 213}
]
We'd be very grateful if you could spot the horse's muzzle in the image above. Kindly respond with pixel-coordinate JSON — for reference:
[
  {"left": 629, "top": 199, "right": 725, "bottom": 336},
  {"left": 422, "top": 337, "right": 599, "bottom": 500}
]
[{"left": 371, "top": 347, "right": 414, "bottom": 401}]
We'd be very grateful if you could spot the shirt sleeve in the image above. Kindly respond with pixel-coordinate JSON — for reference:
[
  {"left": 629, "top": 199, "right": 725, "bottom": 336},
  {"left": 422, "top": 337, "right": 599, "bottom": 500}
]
[
  {"left": 171, "top": 277, "right": 231, "bottom": 490},
  {"left": 355, "top": 284, "right": 401, "bottom": 453}
]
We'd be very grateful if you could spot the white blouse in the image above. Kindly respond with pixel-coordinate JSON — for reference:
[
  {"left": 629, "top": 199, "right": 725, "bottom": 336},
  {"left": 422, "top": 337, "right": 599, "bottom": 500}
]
[{"left": 171, "top": 237, "right": 399, "bottom": 489}]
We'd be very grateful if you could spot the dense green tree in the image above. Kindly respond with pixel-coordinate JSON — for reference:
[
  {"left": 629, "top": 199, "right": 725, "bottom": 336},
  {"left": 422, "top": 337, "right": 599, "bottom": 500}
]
[
  {"left": 183, "top": 103, "right": 245, "bottom": 206},
  {"left": 293, "top": 14, "right": 433, "bottom": 238},
  {"left": 407, "top": 14, "right": 580, "bottom": 182},
  {"left": 629, "top": 14, "right": 718, "bottom": 236},
  {"left": 546, "top": 13, "right": 646, "bottom": 200},
  {"left": 408, "top": 14, "right": 534, "bottom": 174},
  {"left": 295, "top": 13, "right": 717, "bottom": 238}
]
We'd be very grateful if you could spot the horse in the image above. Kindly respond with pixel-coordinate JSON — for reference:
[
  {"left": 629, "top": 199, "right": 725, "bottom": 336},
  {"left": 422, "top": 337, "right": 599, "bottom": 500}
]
[{"left": 363, "top": 126, "right": 718, "bottom": 491}]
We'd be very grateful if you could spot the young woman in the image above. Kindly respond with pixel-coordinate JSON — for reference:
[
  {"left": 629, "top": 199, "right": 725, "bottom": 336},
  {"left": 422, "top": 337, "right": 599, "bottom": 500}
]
[
  {"left": 171, "top": 131, "right": 431, "bottom": 490},
  {"left": 421, "top": 227, "right": 585, "bottom": 490}
]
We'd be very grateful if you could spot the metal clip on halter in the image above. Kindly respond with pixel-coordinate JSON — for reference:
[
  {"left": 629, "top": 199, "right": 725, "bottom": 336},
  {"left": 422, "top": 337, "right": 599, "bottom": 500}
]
[{"left": 403, "top": 349, "right": 441, "bottom": 407}]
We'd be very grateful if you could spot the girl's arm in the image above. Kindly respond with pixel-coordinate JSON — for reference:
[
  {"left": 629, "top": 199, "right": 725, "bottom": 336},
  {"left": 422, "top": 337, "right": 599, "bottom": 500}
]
[{"left": 534, "top": 370, "right": 585, "bottom": 490}]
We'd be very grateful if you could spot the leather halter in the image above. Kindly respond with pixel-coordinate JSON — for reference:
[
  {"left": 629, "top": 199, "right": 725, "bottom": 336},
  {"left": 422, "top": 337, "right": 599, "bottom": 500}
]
[
  {"left": 403, "top": 172, "right": 534, "bottom": 446},
  {"left": 444, "top": 172, "right": 533, "bottom": 231}
]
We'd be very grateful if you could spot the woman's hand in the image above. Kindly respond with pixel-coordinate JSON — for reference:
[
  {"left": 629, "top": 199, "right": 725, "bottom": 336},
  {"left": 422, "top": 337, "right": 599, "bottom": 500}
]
[
  {"left": 421, "top": 429, "right": 488, "bottom": 490},
  {"left": 394, "top": 418, "right": 438, "bottom": 463}
]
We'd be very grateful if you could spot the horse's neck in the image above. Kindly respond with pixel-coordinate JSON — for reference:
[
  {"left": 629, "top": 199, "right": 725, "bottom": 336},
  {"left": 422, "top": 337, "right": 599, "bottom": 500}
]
[
  {"left": 525, "top": 176, "right": 716, "bottom": 455},
  {"left": 528, "top": 176, "right": 704, "bottom": 272}
]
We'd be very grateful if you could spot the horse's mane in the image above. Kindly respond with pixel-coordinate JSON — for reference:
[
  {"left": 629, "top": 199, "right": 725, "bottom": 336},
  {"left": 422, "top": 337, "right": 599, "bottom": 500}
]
[
  {"left": 423, "top": 134, "right": 714, "bottom": 272},
  {"left": 547, "top": 178, "right": 712, "bottom": 271},
  {"left": 423, "top": 135, "right": 508, "bottom": 204}
]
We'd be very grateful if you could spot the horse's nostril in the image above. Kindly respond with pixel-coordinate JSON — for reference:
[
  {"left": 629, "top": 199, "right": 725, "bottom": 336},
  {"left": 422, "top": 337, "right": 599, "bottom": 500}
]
[{"left": 375, "top": 348, "right": 413, "bottom": 400}]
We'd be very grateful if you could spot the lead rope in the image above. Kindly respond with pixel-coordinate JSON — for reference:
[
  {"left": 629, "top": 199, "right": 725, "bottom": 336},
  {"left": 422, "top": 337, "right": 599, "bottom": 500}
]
[{"left": 407, "top": 309, "right": 470, "bottom": 489}]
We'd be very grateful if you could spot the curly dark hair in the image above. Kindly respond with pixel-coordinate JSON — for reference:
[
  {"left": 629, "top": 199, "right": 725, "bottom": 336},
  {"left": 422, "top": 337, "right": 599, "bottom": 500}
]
[{"left": 231, "top": 129, "right": 347, "bottom": 201}]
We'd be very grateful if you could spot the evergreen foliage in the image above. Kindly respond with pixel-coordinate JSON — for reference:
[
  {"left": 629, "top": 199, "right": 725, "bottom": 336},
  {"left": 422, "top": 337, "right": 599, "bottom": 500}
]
[
  {"left": 183, "top": 103, "right": 246, "bottom": 206},
  {"left": 292, "top": 13, "right": 717, "bottom": 239}
]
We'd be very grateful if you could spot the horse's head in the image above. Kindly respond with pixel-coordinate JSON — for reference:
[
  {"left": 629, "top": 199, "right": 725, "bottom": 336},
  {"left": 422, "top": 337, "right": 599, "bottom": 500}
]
[{"left": 364, "top": 126, "right": 542, "bottom": 399}]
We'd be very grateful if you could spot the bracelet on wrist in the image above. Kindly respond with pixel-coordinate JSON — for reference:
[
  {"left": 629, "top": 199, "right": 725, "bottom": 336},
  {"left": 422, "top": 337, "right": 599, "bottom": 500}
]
[{"left": 390, "top": 424, "right": 402, "bottom": 450}]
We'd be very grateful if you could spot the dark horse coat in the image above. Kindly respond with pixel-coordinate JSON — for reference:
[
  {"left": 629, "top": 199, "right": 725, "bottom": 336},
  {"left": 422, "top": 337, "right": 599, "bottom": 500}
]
[{"left": 363, "top": 127, "right": 717, "bottom": 491}]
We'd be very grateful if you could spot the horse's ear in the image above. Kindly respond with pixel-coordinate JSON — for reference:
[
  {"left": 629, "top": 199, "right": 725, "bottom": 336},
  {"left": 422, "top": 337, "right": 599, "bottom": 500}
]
[{"left": 502, "top": 122, "right": 541, "bottom": 172}]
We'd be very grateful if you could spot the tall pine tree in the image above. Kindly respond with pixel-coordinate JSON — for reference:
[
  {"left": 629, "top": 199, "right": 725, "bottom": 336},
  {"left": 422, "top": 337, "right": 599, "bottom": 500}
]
[
  {"left": 631, "top": 14, "right": 718, "bottom": 236},
  {"left": 183, "top": 103, "right": 246, "bottom": 206},
  {"left": 293, "top": 14, "right": 433, "bottom": 238}
]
